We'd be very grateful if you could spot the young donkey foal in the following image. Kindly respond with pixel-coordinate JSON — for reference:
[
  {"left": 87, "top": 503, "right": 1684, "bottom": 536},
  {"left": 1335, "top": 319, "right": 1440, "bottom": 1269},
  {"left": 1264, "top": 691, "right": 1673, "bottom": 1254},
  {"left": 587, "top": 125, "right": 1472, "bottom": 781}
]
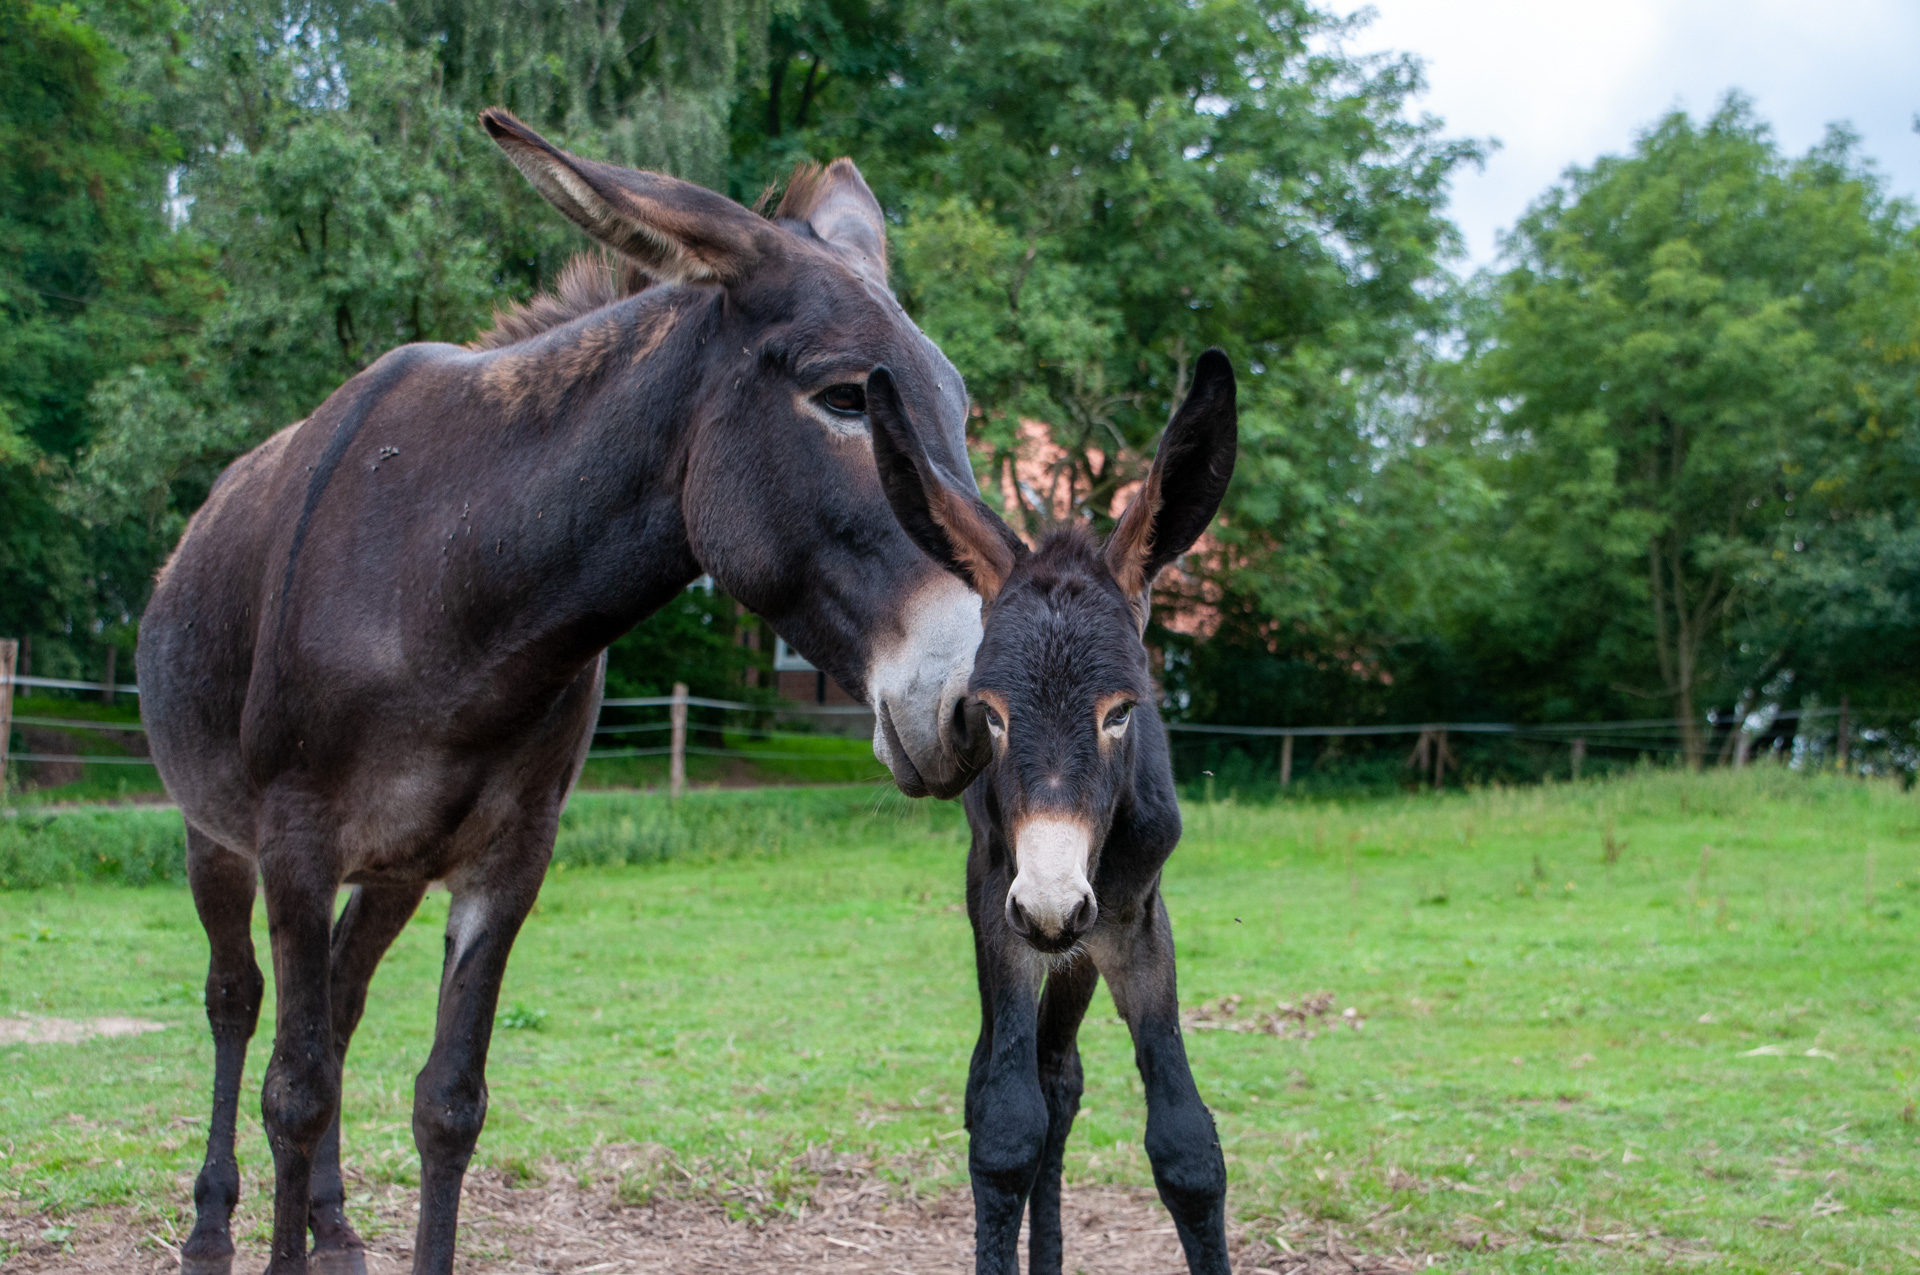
[
  {"left": 870, "top": 351, "right": 1240, "bottom": 1274},
  {"left": 139, "top": 110, "right": 995, "bottom": 1275}
]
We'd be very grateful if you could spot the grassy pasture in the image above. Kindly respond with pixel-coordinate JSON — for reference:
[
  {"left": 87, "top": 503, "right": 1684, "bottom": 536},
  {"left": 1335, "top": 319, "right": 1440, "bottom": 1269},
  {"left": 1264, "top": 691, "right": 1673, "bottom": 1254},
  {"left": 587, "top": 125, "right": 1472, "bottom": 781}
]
[{"left": 2, "top": 768, "right": 1918, "bottom": 1271}]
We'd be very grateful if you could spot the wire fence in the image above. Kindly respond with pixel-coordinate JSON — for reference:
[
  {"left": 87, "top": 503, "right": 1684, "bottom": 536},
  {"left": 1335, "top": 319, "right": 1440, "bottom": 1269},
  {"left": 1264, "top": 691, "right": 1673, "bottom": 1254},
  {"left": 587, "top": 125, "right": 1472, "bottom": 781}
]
[{"left": 0, "top": 659, "right": 1872, "bottom": 798}]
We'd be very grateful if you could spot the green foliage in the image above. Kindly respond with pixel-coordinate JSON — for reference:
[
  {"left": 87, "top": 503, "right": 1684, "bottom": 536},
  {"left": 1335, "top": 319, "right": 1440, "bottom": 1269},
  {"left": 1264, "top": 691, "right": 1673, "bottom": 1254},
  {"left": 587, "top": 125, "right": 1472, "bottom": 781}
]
[
  {"left": 0, "top": 803, "right": 186, "bottom": 888},
  {"left": 1462, "top": 97, "right": 1920, "bottom": 759},
  {"left": 602, "top": 586, "right": 765, "bottom": 702},
  {"left": 744, "top": 0, "right": 1477, "bottom": 539},
  {"left": 0, "top": 781, "right": 952, "bottom": 888},
  {"left": 552, "top": 784, "right": 955, "bottom": 868},
  {"left": 0, "top": 0, "right": 217, "bottom": 675},
  {"left": 8, "top": 0, "right": 1920, "bottom": 763}
]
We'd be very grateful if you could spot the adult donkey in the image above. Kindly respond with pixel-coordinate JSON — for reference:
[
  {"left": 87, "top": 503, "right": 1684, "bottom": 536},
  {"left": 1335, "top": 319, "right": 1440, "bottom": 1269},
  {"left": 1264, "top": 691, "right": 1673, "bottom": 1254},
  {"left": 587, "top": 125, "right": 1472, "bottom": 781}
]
[{"left": 138, "top": 109, "right": 991, "bottom": 1275}]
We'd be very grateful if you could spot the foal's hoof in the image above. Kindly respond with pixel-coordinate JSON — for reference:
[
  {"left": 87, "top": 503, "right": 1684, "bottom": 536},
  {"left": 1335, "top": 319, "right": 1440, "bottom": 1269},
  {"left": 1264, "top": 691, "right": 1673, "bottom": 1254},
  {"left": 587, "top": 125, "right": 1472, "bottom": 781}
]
[
  {"left": 308, "top": 1247, "right": 369, "bottom": 1275},
  {"left": 177, "top": 1256, "right": 233, "bottom": 1275}
]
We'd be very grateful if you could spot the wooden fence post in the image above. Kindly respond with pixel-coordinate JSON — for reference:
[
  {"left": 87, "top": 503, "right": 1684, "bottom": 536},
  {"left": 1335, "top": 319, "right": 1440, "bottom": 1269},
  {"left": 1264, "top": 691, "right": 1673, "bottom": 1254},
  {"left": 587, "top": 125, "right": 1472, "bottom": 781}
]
[
  {"left": 1279, "top": 732, "right": 1294, "bottom": 788},
  {"left": 100, "top": 644, "right": 116, "bottom": 705},
  {"left": 0, "top": 639, "right": 16, "bottom": 802},
  {"left": 1570, "top": 737, "right": 1585, "bottom": 782},
  {"left": 1837, "top": 695, "right": 1850, "bottom": 771},
  {"left": 669, "top": 681, "right": 688, "bottom": 799},
  {"left": 1433, "top": 728, "right": 1447, "bottom": 791}
]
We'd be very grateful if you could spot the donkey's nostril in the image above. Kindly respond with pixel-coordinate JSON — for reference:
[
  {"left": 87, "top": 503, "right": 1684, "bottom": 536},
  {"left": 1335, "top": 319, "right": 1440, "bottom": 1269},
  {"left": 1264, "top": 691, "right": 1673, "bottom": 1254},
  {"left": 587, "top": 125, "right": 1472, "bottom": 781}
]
[{"left": 949, "top": 697, "right": 992, "bottom": 774}]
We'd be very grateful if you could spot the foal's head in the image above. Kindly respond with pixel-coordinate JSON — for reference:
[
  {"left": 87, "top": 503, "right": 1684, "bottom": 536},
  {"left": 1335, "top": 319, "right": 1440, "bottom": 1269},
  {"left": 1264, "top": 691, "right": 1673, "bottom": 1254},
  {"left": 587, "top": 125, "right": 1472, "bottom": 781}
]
[
  {"left": 482, "top": 110, "right": 986, "bottom": 797},
  {"left": 872, "top": 352, "right": 1238, "bottom": 951}
]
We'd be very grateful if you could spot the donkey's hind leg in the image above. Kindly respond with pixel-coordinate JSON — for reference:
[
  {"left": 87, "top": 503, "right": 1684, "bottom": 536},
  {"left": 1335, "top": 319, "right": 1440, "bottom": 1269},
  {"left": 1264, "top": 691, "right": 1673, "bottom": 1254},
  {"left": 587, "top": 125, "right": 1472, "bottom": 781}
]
[
  {"left": 1026, "top": 956, "right": 1099, "bottom": 1275},
  {"left": 411, "top": 840, "right": 552, "bottom": 1275},
  {"left": 307, "top": 883, "right": 427, "bottom": 1275},
  {"left": 256, "top": 802, "right": 351, "bottom": 1275},
  {"left": 181, "top": 825, "right": 265, "bottom": 1275},
  {"left": 1093, "top": 891, "right": 1229, "bottom": 1275}
]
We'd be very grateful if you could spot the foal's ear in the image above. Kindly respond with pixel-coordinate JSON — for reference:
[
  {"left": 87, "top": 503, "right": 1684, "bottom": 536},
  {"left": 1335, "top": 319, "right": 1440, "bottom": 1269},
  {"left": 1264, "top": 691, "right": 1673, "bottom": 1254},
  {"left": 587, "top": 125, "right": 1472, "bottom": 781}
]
[
  {"left": 868, "top": 367, "right": 1027, "bottom": 603},
  {"left": 1105, "top": 349, "right": 1238, "bottom": 620},
  {"left": 482, "top": 108, "right": 770, "bottom": 284}
]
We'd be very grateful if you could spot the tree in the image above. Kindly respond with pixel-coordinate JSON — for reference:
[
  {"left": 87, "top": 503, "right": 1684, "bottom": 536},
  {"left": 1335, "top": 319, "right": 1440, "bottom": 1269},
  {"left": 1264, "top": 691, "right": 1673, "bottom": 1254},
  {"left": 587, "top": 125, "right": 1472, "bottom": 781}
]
[
  {"left": 1471, "top": 97, "right": 1919, "bottom": 764},
  {"left": 0, "top": 0, "right": 216, "bottom": 678},
  {"left": 729, "top": 0, "right": 1483, "bottom": 744}
]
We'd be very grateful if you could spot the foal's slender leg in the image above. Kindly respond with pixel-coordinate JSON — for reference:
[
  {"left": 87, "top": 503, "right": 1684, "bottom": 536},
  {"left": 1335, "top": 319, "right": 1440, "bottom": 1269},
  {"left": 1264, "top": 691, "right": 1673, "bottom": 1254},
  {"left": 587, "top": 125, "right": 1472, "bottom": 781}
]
[
  {"left": 181, "top": 827, "right": 264, "bottom": 1275},
  {"left": 411, "top": 846, "right": 550, "bottom": 1275},
  {"left": 963, "top": 875, "right": 1049, "bottom": 1275},
  {"left": 1026, "top": 957, "right": 1099, "bottom": 1275},
  {"left": 307, "top": 883, "right": 427, "bottom": 1275},
  {"left": 1095, "top": 891, "right": 1230, "bottom": 1275},
  {"left": 257, "top": 815, "right": 346, "bottom": 1275}
]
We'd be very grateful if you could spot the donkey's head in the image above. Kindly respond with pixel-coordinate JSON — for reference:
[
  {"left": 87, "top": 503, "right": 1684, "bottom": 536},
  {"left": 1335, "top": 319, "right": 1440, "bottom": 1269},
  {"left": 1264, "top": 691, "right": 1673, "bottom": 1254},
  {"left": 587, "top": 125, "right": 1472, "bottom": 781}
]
[
  {"left": 483, "top": 110, "right": 989, "bottom": 798},
  {"left": 872, "top": 351, "right": 1238, "bottom": 951}
]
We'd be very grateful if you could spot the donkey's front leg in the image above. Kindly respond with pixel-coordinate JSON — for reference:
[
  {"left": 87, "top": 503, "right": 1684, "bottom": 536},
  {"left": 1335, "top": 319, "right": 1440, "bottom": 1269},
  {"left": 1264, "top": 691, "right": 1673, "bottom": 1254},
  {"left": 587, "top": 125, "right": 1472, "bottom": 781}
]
[
  {"left": 307, "top": 882, "right": 427, "bottom": 1275},
  {"left": 257, "top": 814, "right": 347, "bottom": 1274},
  {"left": 181, "top": 827, "right": 264, "bottom": 1275},
  {"left": 964, "top": 937, "right": 1048, "bottom": 1275},
  {"left": 1094, "top": 891, "right": 1230, "bottom": 1275},
  {"left": 1027, "top": 957, "right": 1098, "bottom": 1275},
  {"left": 410, "top": 844, "right": 550, "bottom": 1275}
]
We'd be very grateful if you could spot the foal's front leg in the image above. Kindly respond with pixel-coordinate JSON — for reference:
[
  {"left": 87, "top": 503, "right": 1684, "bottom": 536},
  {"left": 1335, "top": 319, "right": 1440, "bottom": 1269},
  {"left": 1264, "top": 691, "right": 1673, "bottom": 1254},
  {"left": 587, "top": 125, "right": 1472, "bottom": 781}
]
[
  {"left": 964, "top": 925, "right": 1048, "bottom": 1275},
  {"left": 1026, "top": 958, "right": 1098, "bottom": 1275},
  {"left": 1094, "top": 890, "right": 1230, "bottom": 1274}
]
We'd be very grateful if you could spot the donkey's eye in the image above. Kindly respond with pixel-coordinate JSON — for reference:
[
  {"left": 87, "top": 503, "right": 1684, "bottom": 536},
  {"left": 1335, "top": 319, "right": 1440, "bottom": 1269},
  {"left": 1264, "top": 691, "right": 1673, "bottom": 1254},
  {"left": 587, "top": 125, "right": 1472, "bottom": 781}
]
[
  {"left": 818, "top": 383, "right": 867, "bottom": 416},
  {"left": 983, "top": 705, "right": 1005, "bottom": 734},
  {"left": 1104, "top": 702, "right": 1135, "bottom": 732}
]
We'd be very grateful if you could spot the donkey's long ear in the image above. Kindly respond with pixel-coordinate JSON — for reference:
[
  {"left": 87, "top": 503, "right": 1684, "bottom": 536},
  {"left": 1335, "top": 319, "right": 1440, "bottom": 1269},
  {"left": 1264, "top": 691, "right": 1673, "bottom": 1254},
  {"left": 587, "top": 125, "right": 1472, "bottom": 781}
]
[
  {"left": 786, "top": 159, "right": 889, "bottom": 286},
  {"left": 482, "top": 108, "right": 770, "bottom": 284},
  {"left": 1105, "top": 349, "right": 1238, "bottom": 619},
  {"left": 868, "top": 367, "right": 1027, "bottom": 602}
]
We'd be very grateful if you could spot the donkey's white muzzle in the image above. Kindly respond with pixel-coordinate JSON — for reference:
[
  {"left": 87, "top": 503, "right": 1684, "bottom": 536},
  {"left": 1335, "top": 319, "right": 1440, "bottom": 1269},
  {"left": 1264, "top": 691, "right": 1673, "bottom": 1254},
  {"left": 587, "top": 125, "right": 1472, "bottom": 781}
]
[{"left": 868, "top": 574, "right": 983, "bottom": 798}]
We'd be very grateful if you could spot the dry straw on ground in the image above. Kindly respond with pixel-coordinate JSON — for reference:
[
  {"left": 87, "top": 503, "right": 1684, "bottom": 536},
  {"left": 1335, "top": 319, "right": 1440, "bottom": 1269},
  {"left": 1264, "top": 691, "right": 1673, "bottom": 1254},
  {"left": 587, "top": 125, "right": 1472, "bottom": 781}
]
[{"left": 1, "top": 1148, "right": 1433, "bottom": 1274}]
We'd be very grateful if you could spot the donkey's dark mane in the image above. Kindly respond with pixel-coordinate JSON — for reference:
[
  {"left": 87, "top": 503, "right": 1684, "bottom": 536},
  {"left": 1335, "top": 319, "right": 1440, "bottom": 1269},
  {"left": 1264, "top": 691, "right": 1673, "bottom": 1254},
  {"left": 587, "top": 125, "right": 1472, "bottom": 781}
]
[
  {"left": 472, "top": 163, "right": 848, "bottom": 352},
  {"left": 467, "top": 253, "right": 654, "bottom": 351}
]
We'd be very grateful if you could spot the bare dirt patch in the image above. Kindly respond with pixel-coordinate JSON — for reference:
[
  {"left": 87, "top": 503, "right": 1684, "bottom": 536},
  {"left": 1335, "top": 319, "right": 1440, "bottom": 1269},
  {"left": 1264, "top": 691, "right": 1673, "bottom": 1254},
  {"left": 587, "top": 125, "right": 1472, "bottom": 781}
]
[
  {"left": 0, "top": 1015, "right": 168, "bottom": 1046},
  {"left": 1, "top": 1153, "right": 1430, "bottom": 1274}
]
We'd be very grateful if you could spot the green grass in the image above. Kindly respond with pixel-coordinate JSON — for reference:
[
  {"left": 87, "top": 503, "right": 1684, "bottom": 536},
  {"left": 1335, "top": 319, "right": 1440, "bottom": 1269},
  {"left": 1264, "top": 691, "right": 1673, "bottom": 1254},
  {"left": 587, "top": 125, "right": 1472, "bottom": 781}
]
[{"left": 3, "top": 768, "right": 1919, "bottom": 1271}]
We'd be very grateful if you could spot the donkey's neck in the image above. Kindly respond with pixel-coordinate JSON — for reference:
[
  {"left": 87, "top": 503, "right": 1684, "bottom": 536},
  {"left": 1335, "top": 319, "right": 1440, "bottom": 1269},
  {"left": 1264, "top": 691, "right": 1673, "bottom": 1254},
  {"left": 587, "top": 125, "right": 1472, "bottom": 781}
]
[{"left": 448, "top": 288, "right": 724, "bottom": 675}]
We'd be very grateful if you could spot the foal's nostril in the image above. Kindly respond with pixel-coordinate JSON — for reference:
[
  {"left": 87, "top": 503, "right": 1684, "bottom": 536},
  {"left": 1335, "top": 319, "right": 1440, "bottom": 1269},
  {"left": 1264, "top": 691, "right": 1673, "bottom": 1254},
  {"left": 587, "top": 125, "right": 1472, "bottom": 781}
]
[
  {"left": 1067, "top": 893, "right": 1098, "bottom": 935},
  {"left": 1004, "top": 894, "right": 1034, "bottom": 939}
]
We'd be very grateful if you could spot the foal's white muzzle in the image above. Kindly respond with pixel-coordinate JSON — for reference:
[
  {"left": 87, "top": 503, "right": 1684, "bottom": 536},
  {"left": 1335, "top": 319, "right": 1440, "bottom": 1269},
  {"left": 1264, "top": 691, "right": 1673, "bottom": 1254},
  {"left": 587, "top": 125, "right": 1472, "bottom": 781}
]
[{"left": 1006, "top": 816, "right": 1098, "bottom": 948}]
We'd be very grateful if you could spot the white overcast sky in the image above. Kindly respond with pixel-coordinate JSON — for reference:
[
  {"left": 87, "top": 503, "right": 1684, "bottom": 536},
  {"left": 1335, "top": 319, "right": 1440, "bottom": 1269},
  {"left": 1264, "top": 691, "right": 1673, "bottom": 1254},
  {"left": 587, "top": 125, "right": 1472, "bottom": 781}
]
[{"left": 1340, "top": 0, "right": 1920, "bottom": 268}]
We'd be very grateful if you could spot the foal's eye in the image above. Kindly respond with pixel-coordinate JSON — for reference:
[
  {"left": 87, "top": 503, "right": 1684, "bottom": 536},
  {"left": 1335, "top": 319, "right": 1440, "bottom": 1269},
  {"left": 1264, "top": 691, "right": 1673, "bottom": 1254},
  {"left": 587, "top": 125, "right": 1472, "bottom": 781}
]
[
  {"left": 818, "top": 383, "right": 867, "bottom": 416},
  {"left": 983, "top": 705, "right": 1005, "bottom": 734},
  {"left": 1104, "top": 702, "right": 1135, "bottom": 733}
]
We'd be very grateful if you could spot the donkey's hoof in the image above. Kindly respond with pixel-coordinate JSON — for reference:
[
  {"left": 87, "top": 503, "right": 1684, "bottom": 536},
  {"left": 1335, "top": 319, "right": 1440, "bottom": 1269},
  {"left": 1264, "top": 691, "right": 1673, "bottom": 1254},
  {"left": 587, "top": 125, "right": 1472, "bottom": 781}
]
[
  {"left": 177, "top": 1256, "right": 233, "bottom": 1275},
  {"left": 308, "top": 1246, "right": 369, "bottom": 1275}
]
